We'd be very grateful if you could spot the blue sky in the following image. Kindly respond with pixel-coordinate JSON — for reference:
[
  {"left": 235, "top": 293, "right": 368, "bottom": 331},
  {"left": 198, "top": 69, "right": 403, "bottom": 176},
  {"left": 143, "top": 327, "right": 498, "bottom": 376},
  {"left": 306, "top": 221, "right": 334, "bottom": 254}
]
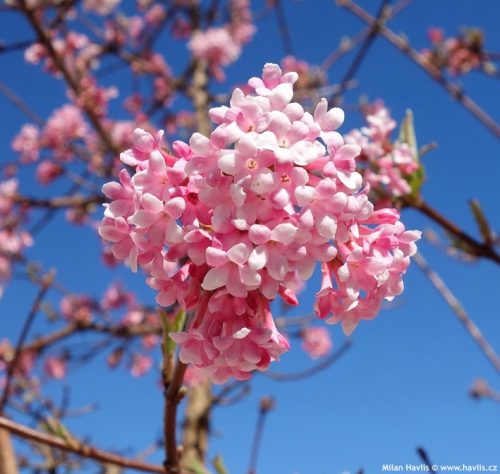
[{"left": 1, "top": 1, "right": 499, "bottom": 473}]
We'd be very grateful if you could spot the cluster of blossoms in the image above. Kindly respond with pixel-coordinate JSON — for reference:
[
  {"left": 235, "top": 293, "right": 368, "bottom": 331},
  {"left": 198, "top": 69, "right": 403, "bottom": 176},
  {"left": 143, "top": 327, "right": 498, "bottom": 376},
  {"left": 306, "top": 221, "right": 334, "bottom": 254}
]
[
  {"left": 99, "top": 64, "right": 420, "bottom": 383},
  {"left": 301, "top": 326, "right": 332, "bottom": 359},
  {"left": 11, "top": 104, "right": 137, "bottom": 184},
  {"left": 422, "top": 27, "right": 493, "bottom": 76},
  {"left": 25, "top": 31, "right": 103, "bottom": 77},
  {"left": 345, "top": 102, "right": 420, "bottom": 199},
  {"left": 0, "top": 280, "right": 163, "bottom": 392},
  {"left": 0, "top": 339, "right": 35, "bottom": 390},
  {"left": 84, "top": 0, "right": 121, "bottom": 16},
  {"left": 188, "top": 0, "right": 255, "bottom": 81},
  {"left": 59, "top": 281, "right": 162, "bottom": 377},
  {"left": 0, "top": 179, "right": 32, "bottom": 298},
  {"left": 281, "top": 56, "right": 326, "bottom": 91}
]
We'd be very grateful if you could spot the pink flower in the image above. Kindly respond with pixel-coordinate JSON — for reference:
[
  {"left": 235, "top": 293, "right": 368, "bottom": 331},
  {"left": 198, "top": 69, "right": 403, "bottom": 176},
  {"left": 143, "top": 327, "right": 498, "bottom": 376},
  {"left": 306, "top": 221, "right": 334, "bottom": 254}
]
[
  {"left": 12, "top": 124, "right": 40, "bottom": 163},
  {"left": 428, "top": 27, "right": 444, "bottom": 44},
  {"left": 130, "top": 353, "right": 153, "bottom": 377},
  {"left": 44, "top": 356, "right": 67, "bottom": 379},
  {"left": 100, "top": 281, "right": 134, "bottom": 310},
  {"left": 301, "top": 327, "right": 332, "bottom": 359},
  {"left": 188, "top": 28, "right": 241, "bottom": 81},
  {"left": 24, "top": 43, "right": 46, "bottom": 64},
  {"left": 36, "top": 160, "right": 64, "bottom": 185},
  {"left": 84, "top": 0, "right": 120, "bottom": 15},
  {"left": 170, "top": 292, "right": 289, "bottom": 383},
  {"left": 184, "top": 365, "right": 208, "bottom": 387},
  {"left": 42, "top": 105, "right": 88, "bottom": 161},
  {"left": 345, "top": 102, "right": 419, "bottom": 197},
  {"left": 60, "top": 295, "right": 94, "bottom": 323}
]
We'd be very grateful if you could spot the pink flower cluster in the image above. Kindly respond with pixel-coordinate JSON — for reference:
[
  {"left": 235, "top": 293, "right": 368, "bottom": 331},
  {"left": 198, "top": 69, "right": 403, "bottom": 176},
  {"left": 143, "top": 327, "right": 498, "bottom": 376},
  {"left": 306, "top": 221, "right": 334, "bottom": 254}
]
[
  {"left": 422, "top": 27, "right": 485, "bottom": 76},
  {"left": 301, "top": 326, "right": 332, "bottom": 359},
  {"left": 281, "top": 56, "right": 325, "bottom": 91},
  {"left": 84, "top": 0, "right": 121, "bottom": 16},
  {"left": 11, "top": 105, "right": 138, "bottom": 184},
  {"left": 188, "top": 28, "right": 241, "bottom": 82},
  {"left": 11, "top": 104, "right": 88, "bottom": 185},
  {"left": 0, "top": 179, "right": 32, "bottom": 298},
  {"left": 345, "top": 102, "right": 420, "bottom": 198},
  {"left": 57, "top": 282, "right": 161, "bottom": 378},
  {"left": 188, "top": 1, "right": 254, "bottom": 82},
  {"left": 99, "top": 64, "right": 420, "bottom": 383},
  {"left": 25, "top": 32, "right": 101, "bottom": 77}
]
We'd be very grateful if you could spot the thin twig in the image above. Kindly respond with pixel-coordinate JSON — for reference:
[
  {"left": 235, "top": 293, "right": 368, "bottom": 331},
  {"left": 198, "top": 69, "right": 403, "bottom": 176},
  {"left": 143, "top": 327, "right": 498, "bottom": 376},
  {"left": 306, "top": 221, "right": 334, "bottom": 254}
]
[
  {"left": 0, "top": 80, "right": 45, "bottom": 125},
  {"left": 338, "top": 0, "right": 500, "bottom": 139},
  {"left": 417, "top": 446, "right": 437, "bottom": 473},
  {"left": 13, "top": 194, "right": 105, "bottom": 209},
  {"left": 23, "top": 321, "right": 161, "bottom": 354},
  {"left": 19, "top": 1, "right": 120, "bottom": 155},
  {"left": 321, "top": 0, "right": 414, "bottom": 72},
  {"left": 0, "top": 272, "right": 54, "bottom": 415},
  {"left": 273, "top": 0, "right": 293, "bottom": 56},
  {"left": 0, "top": 416, "right": 165, "bottom": 473},
  {"left": 330, "top": 0, "right": 391, "bottom": 106},
  {"left": 0, "top": 39, "right": 34, "bottom": 54},
  {"left": 263, "top": 339, "right": 352, "bottom": 382},
  {"left": 247, "top": 397, "right": 274, "bottom": 474},
  {"left": 414, "top": 252, "right": 500, "bottom": 373}
]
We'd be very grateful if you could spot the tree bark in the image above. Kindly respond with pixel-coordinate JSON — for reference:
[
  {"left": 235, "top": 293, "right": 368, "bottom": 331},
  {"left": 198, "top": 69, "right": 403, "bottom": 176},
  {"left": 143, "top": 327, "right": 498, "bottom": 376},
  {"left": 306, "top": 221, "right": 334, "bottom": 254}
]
[
  {"left": 0, "top": 428, "right": 18, "bottom": 474},
  {"left": 180, "top": 381, "right": 212, "bottom": 470}
]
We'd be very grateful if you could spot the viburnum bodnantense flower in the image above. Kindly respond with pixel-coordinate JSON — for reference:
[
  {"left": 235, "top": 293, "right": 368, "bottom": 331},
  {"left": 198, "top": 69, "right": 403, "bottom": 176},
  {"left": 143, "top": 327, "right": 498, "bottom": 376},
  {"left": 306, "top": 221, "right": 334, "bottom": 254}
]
[
  {"left": 345, "top": 102, "right": 421, "bottom": 199},
  {"left": 98, "top": 63, "right": 420, "bottom": 383}
]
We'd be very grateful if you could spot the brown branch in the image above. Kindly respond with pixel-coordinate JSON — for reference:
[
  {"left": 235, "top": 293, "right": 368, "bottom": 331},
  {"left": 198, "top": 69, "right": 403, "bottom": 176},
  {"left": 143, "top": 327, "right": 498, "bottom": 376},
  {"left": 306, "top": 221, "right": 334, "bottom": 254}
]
[
  {"left": 19, "top": 1, "right": 120, "bottom": 156},
  {"left": 0, "top": 416, "right": 165, "bottom": 473},
  {"left": 273, "top": 0, "right": 293, "bottom": 56},
  {"left": 0, "top": 272, "right": 54, "bottom": 415},
  {"left": 410, "top": 199, "right": 500, "bottom": 265},
  {"left": 13, "top": 194, "right": 106, "bottom": 209},
  {"left": 417, "top": 447, "right": 437, "bottom": 474},
  {"left": 247, "top": 397, "right": 274, "bottom": 474},
  {"left": 0, "top": 39, "right": 34, "bottom": 54},
  {"left": 0, "top": 428, "right": 18, "bottom": 474},
  {"left": 329, "top": 0, "right": 390, "bottom": 106},
  {"left": 0, "top": 79, "right": 44, "bottom": 126},
  {"left": 23, "top": 321, "right": 161, "bottom": 353},
  {"left": 338, "top": 0, "right": 500, "bottom": 139},
  {"left": 469, "top": 378, "right": 500, "bottom": 403},
  {"left": 321, "top": 0, "right": 413, "bottom": 72},
  {"left": 414, "top": 252, "right": 500, "bottom": 373},
  {"left": 263, "top": 339, "right": 352, "bottom": 382},
  {"left": 181, "top": 381, "right": 212, "bottom": 471},
  {"left": 164, "top": 359, "right": 187, "bottom": 472},
  {"left": 191, "top": 60, "right": 211, "bottom": 137}
]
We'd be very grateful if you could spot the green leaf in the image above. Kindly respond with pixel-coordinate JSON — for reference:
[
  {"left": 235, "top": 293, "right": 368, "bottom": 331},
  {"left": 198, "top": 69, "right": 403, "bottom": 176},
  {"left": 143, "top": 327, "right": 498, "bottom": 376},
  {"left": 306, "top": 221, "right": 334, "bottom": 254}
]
[
  {"left": 40, "top": 417, "right": 80, "bottom": 449},
  {"left": 160, "top": 309, "right": 186, "bottom": 357},
  {"left": 213, "top": 455, "right": 229, "bottom": 474},
  {"left": 469, "top": 199, "right": 493, "bottom": 244},
  {"left": 406, "top": 165, "right": 426, "bottom": 202},
  {"left": 398, "top": 109, "right": 427, "bottom": 201},
  {"left": 398, "top": 109, "right": 418, "bottom": 160},
  {"left": 187, "top": 460, "right": 210, "bottom": 474}
]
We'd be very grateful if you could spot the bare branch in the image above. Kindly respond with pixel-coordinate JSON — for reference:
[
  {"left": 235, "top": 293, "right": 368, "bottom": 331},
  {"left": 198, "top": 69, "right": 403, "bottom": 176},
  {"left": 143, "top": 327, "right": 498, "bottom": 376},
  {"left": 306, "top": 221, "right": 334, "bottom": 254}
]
[
  {"left": 0, "top": 272, "right": 54, "bottom": 415},
  {"left": 247, "top": 397, "right": 274, "bottom": 474},
  {"left": 263, "top": 339, "right": 352, "bottom": 382},
  {"left": 338, "top": 0, "right": 500, "bottom": 139},
  {"left": 0, "top": 416, "right": 165, "bottom": 473},
  {"left": 414, "top": 252, "right": 500, "bottom": 373},
  {"left": 164, "top": 360, "right": 187, "bottom": 472}
]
